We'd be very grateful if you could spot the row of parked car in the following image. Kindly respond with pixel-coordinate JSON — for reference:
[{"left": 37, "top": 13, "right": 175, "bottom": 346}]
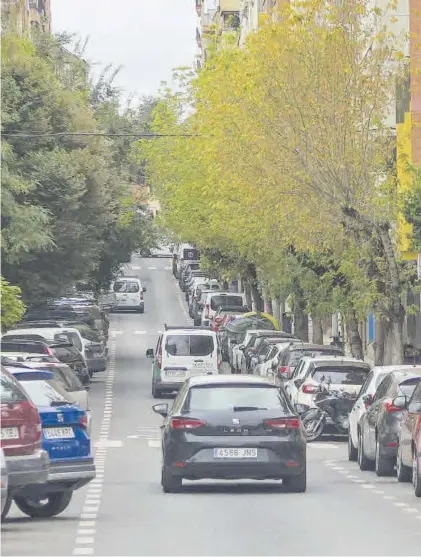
[
  {"left": 172, "top": 254, "right": 421, "bottom": 498},
  {"left": 0, "top": 295, "right": 111, "bottom": 520}
]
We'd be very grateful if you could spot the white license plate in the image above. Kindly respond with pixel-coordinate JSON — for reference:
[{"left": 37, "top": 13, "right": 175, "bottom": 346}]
[
  {"left": 193, "top": 362, "right": 213, "bottom": 369},
  {"left": 1, "top": 427, "right": 19, "bottom": 440},
  {"left": 44, "top": 427, "right": 75, "bottom": 439},
  {"left": 214, "top": 448, "right": 258, "bottom": 459},
  {"left": 165, "top": 370, "right": 186, "bottom": 377}
]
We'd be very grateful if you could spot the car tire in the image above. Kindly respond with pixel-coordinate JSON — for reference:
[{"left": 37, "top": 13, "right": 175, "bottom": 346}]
[
  {"left": 152, "top": 382, "right": 162, "bottom": 399},
  {"left": 138, "top": 306, "right": 145, "bottom": 314},
  {"left": 161, "top": 466, "right": 182, "bottom": 493},
  {"left": 413, "top": 450, "right": 421, "bottom": 497},
  {"left": 193, "top": 318, "right": 201, "bottom": 326},
  {"left": 284, "top": 467, "right": 306, "bottom": 493},
  {"left": 348, "top": 431, "right": 358, "bottom": 462},
  {"left": 1, "top": 493, "right": 12, "bottom": 522},
  {"left": 358, "top": 431, "right": 374, "bottom": 471},
  {"left": 14, "top": 491, "right": 73, "bottom": 518},
  {"left": 375, "top": 438, "right": 394, "bottom": 476},
  {"left": 396, "top": 443, "right": 411, "bottom": 482}
]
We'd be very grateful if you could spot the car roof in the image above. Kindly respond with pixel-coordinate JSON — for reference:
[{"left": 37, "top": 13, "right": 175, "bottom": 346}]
[
  {"left": 287, "top": 343, "right": 344, "bottom": 351},
  {"left": 3, "top": 327, "right": 81, "bottom": 338},
  {"left": 371, "top": 365, "right": 421, "bottom": 373},
  {"left": 186, "top": 374, "right": 276, "bottom": 387},
  {"left": 163, "top": 328, "right": 217, "bottom": 336}
]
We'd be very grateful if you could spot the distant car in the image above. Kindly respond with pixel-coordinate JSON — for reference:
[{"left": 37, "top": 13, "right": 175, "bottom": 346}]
[
  {"left": 147, "top": 326, "right": 221, "bottom": 398},
  {"left": 241, "top": 332, "right": 298, "bottom": 375},
  {"left": 111, "top": 277, "right": 146, "bottom": 313},
  {"left": 48, "top": 341, "right": 91, "bottom": 386},
  {"left": 201, "top": 292, "right": 247, "bottom": 327},
  {"left": 152, "top": 375, "right": 307, "bottom": 493},
  {"left": 7, "top": 369, "right": 95, "bottom": 518},
  {"left": 396, "top": 378, "right": 421, "bottom": 496},
  {"left": 0, "top": 367, "right": 49, "bottom": 521},
  {"left": 358, "top": 368, "right": 421, "bottom": 476},
  {"left": 211, "top": 305, "right": 249, "bottom": 333},
  {"left": 1, "top": 338, "right": 53, "bottom": 356}
]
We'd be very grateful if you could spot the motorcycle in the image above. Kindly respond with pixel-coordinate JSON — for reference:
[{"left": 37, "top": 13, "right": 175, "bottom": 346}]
[{"left": 297, "top": 379, "right": 357, "bottom": 442}]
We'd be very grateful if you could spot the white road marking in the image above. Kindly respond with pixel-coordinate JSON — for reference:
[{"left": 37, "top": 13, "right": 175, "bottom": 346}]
[
  {"left": 73, "top": 549, "right": 94, "bottom": 556},
  {"left": 373, "top": 490, "right": 385, "bottom": 494},
  {"left": 94, "top": 439, "right": 123, "bottom": 448},
  {"left": 148, "top": 266, "right": 157, "bottom": 270},
  {"left": 394, "top": 502, "right": 408, "bottom": 507},
  {"left": 148, "top": 440, "right": 161, "bottom": 448},
  {"left": 80, "top": 514, "right": 97, "bottom": 520},
  {"left": 79, "top": 521, "right": 96, "bottom": 527},
  {"left": 404, "top": 508, "right": 419, "bottom": 513},
  {"left": 361, "top": 484, "right": 374, "bottom": 489},
  {"left": 134, "top": 330, "right": 147, "bottom": 334},
  {"left": 75, "top": 538, "right": 95, "bottom": 545},
  {"left": 111, "top": 330, "right": 123, "bottom": 336},
  {"left": 164, "top": 266, "right": 172, "bottom": 270},
  {"left": 78, "top": 529, "right": 96, "bottom": 536},
  {"left": 130, "top": 265, "right": 141, "bottom": 270},
  {"left": 383, "top": 495, "right": 396, "bottom": 500}
]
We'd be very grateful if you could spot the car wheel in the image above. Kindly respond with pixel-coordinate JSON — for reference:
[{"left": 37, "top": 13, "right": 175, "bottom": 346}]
[
  {"left": 396, "top": 443, "right": 411, "bottom": 482},
  {"left": 375, "top": 438, "right": 394, "bottom": 476},
  {"left": 284, "top": 466, "right": 306, "bottom": 493},
  {"left": 1, "top": 493, "right": 12, "bottom": 522},
  {"left": 138, "top": 306, "right": 145, "bottom": 314},
  {"left": 14, "top": 491, "right": 73, "bottom": 518},
  {"left": 348, "top": 431, "right": 358, "bottom": 462},
  {"left": 358, "top": 431, "right": 374, "bottom": 471},
  {"left": 152, "top": 382, "right": 162, "bottom": 399},
  {"left": 413, "top": 449, "right": 421, "bottom": 497},
  {"left": 161, "top": 466, "right": 182, "bottom": 493}
]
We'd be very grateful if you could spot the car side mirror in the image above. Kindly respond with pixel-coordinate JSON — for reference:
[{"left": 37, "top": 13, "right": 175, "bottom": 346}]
[
  {"left": 239, "top": 344, "right": 245, "bottom": 350},
  {"left": 294, "top": 378, "right": 303, "bottom": 388},
  {"left": 152, "top": 403, "right": 168, "bottom": 417},
  {"left": 146, "top": 348, "right": 154, "bottom": 358},
  {"left": 362, "top": 393, "right": 373, "bottom": 406},
  {"left": 143, "top": 287, "right": 147, "bottom": 293},
  {"left": 392, "top": 395, "right": 407, "bottom": 410}
]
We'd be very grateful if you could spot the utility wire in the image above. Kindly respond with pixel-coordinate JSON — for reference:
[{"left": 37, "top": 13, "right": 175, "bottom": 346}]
[{"left": 1, "top": 131, "right": 199, "bottom": 138}]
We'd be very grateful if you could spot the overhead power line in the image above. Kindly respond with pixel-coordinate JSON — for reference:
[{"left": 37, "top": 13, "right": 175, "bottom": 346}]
[{"left": 1, "top": 131, "right": 198, "bottom": 139}]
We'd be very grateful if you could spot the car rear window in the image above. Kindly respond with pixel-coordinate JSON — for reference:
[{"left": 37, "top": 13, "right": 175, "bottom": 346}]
[
  {"left": 113, "top": 281, "right": 140, "bottom": 293},
  {"left": 165, "top": 335, "right": 214, "bottom": 357},
  {"left": 312, "top": 366, "right": 369, "bottom": 385},
  {"left": 0, "top": 372, "right": 28, "bottom": 404},
  {"left": 20, "top": 380, "right": 70, "bottom": 406},
  {"left": 288, "top": 349, "right": 342, "bottom": 366},
  {"left": 210, "top": 296, "right": 243, "bottom": 311},
  {"left": 187, "top": 385, "right": 291, "bottom": 412},
  {"left": 398, "top": 377, "right": 421, "bottom": 397},
  {"left": 1, "top": 342, "right": 46, "bottom": 354}
]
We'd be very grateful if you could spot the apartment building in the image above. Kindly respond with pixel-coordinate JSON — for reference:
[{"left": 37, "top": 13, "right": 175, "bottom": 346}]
[{"left": 1, "top": 0, "right": 51, "bottom": 35}]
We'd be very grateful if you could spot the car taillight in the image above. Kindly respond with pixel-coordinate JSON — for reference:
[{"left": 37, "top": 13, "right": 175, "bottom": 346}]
[
  {"left": 278, "top": 365, "right": 289, "bottom": 375},
  {"left": 302, "top": 384, "right": 318, "bottom": 394},
  {"left": 157, "top": 351, "right": 162, "bottom": 369},
  {"left": 384, "top": 399, "right": 402, "bottom": 413},
  {"left": 265, "top": 418, "right": 301, "bottom": 429},
  {"left": 80, "top": 414, "right": 88, "bottom": 428},
  {"left": 170, "top": 418, "right": 207, "bottom": 430},
  {"left": 205, "top": 304, "right": 210, "bottom": 318},
  {"left": 45, "top": 347, "right": 54, "bottom": 356}
]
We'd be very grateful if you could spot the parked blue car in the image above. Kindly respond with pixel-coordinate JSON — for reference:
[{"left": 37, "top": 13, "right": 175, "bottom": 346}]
[{"left": 6, "top": 368, "right": 95, "bottom": 518}]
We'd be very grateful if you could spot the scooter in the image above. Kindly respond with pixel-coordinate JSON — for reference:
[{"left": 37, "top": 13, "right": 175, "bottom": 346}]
[{"left": 298, "top": 380, "right": 356, "bottom": 442}]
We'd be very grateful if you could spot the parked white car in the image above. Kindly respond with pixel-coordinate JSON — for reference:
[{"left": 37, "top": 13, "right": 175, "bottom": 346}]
[
  {"left": 347, "top": 365, "right": 421, "bottom": 461},
  {"left": 285, "top": 356, "right": 371, "bottom": 408},
  {"left": 254, "top": 342, "right": 292, "bottom": 378},
  {"left": 201, "top": 292, "right": 246, "bottom": 327}
]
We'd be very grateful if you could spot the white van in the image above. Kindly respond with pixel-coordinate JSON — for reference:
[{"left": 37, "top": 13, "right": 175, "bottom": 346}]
[
  {"left": 147, "top": 327, "right": 221, "bottom": 398},
  {"left": 111, "top": 277, "right": 146, "bottom": 313}
]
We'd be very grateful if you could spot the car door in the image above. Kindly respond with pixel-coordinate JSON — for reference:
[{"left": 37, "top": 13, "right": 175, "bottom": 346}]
[
  {"left": 400, "top": 380, "right": 421, "bottom": 465},
  {"left": 349, "top": 370, "right": 373, "bottom": 447},
  {"left": 288, "top": 360, "right": 309, "bottom": 404},
  {"left": 364, "top": 375, "right": 393, "bottom": 458}
]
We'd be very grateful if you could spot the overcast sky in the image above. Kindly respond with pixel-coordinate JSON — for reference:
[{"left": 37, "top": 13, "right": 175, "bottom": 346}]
[{"left": 51, "top": 0, "right": 198, "bottom": 101}]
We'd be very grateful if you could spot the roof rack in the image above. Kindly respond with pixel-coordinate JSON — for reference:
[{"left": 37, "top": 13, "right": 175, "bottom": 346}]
[{"left": 164, "top": 324, "right": 212, "bottom": 331}]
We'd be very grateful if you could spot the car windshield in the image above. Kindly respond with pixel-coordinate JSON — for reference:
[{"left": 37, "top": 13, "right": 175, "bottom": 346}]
[
  {"left": 20, "top": 379, "right": 70, "bottom": 406},
  {"left": 312, "top": 366, "right": 369, "bottom": 385},
  {"left": 210, "top": 296, "right": 243, "bottom": 311},
  {"left": 113, "top": 281, "right": 139, "bottom": 293},
  {"left": 289, "top": 349, "right": 341, "bottom": 365},
  {"left": 0, "top": 373, "right": 28, "bottom": 403},
  {"left": 186, "top": 385, "right": 291, "bottom": 412},
  {"left": 165, "top": 335, "right": 214, "bottom": 357}
]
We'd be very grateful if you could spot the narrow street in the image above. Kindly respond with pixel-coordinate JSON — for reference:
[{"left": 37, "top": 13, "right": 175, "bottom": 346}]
[{"left": 2, "top": 256, "right": 421, "bottom": 556}]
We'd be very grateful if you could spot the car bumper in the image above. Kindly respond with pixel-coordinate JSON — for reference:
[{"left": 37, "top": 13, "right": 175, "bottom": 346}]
[
  {"left": 87, "top": 355, "right": 107, "bottom": 373},
  {"left": 155, "top": 381, "right": 184, "bottom": 392},
  {"left": 6, "top": 449, "right": 50, "bottom": 492},
  {"left": 114, "top": 302, "right": 144, "bottom": 311}
]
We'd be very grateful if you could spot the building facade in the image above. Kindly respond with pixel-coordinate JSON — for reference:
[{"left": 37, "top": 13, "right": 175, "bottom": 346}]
[{"left": 1, "top": 0, "right": 51, "bottom": 35}]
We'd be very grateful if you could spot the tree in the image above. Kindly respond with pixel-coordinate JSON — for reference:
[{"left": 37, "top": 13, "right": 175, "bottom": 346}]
[{"left": 0, "top": 276, "right": 26, "bottom": 331}]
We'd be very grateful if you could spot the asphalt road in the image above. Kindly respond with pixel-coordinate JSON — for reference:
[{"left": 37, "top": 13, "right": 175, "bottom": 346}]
[{"left": 2, "top": 256, "right": 421, "bottom": 556}]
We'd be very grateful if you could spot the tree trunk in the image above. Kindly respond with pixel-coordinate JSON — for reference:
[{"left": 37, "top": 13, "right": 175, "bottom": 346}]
[
  {"left": 293, "top": 302, "right": 308, "bottom": 341},
  {"left": 346, "top": 313, "right": 364, "bottom": 360},
  {"left": 272, "top": 298, "right": 281, "bottom": 325},
  {"left": 244, "top": 281, "right": 253, "bottom": 310},
  {"left": 374, "top": 318, "right": 385, "bottom": 366},
  {"left": 312, "top": 316, "right": 324, "bottom": 345},
  {"left": 265, "top": 298, "right": 273, "bottom": 315},
  {"left": 251, "top": 284, "right": 264, "bottom": 312},
  {"left": 377, "top": 225, "right": 405, "bottom": 364}
]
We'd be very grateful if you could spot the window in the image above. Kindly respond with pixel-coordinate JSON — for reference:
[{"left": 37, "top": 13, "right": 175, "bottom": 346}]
[
  {"left": 56, "top": 332, "right": 83, "bottom": 352},
  {"left": 57, "top": 366, "right": 84, "bottom": 391},
  {"left": 357, "top": 371, "right": 373, "bottom": 398},
  {"left": 164, "top": 335, "right": 214, "bottom": 357},
  {"left": 398, "top": 377, "right": 421, "bottom": 398},
  {"left": 53, "top": 346, "right": 76, "bottom": 363},
  {"left": 0, "top": 372, "right": 28, "bottom": 404},
  {"left": 113, "top": 281, "right": 140, "bottom": 293},
  {"left": 373, "top": 375, "right": 393, "bottom": 402},
  {"left": 186, "top": 385, "right": 291, "bottom": 412},
  {"left": 408, "top": 381, "right": 421, "bottom": 413},
  {"left": 210, "top": 295, "right": 243, "bottom": 311},
  {"left": 312, "top": 366, "right": 369, "bottom": 385},
  {"left": 20, "top": 380, "right": 69, "bottom": 406}
]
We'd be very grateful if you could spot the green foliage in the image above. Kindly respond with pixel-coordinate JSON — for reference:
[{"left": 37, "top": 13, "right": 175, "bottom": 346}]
[
  {"left": 402, "top": 167, "right": 421, "bottom": 250},
  {"left": 1, "top": 31, "right": 157, "bottom": 302},
  {"left": 0, "top": 276, "right": 26, "bottom": 331}
]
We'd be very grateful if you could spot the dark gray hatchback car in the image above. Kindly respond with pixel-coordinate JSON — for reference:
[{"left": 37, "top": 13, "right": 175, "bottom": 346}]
[{"left": 153, "top": 375, "right": 307, "bottom": 493}]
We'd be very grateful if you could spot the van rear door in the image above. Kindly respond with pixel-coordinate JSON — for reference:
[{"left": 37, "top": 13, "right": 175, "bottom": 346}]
[{"left": 161, "top": 333, "right": 217, "bottom": 383}]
